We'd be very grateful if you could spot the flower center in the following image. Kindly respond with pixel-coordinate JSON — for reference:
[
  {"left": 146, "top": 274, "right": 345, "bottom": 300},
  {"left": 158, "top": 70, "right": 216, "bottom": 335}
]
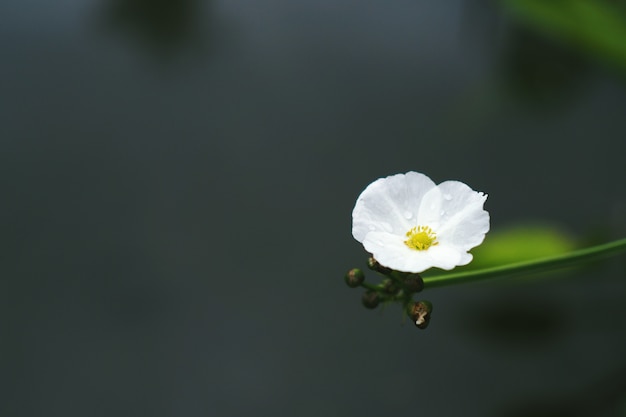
[{"left": 404, "top": 225, "right": 438, "bottom": 251}]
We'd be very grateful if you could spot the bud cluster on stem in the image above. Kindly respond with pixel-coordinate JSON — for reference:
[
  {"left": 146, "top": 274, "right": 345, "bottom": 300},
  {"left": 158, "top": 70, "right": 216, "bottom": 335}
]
[{"left": 344, "top": 257, "right": 433, "bottom": 329}]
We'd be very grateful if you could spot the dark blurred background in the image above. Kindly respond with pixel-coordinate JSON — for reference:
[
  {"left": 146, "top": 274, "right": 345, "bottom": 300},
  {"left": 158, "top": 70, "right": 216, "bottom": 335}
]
[{"left": 2, "top": 0, "right": 626, "bottom": 416}]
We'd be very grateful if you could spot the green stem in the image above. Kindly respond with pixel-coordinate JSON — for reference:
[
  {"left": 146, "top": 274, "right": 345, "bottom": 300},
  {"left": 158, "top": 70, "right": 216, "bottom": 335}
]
[
  {"left": 423, "top": 237, "right": 626, "bottom": 289},
  {"left": 360, "top": 282, "right": 382, "bottom": 291}
]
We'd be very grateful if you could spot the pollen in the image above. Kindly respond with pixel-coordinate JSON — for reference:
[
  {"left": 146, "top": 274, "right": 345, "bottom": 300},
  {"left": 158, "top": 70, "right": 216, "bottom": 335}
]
[{"left": 404, "top": 225, "right": 438, "bottom": 251}]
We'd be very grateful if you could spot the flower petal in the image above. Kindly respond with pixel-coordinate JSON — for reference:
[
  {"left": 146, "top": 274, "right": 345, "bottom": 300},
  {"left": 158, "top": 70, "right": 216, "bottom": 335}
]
[
  {"left": 363, "top": 232, "right": 435, "bottom": 273},
  {"left": 435, "top": 181, "right": 489, "bottom": 251},
  {"left": 352, "top": 172, "right": 437, "bottom": 242},
  {"left": 416, "top": 185, "right": 443, "bottom": 228},
  {"left": 425, "top": 244, "right": 472, "bottom": 270}
]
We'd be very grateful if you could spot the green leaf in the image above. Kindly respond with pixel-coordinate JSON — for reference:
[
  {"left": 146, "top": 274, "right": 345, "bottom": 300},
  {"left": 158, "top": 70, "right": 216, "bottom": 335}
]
[
  {"left": 468, "top": 224, "right": 577, "bottom": 269},
  {"left": 500, "top": 0, "right": 626, "bottom": 72}
]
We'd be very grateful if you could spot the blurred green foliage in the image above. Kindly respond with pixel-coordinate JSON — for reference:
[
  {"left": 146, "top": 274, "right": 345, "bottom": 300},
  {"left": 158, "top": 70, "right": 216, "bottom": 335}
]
[
  {"left": 501, "top": 0, "right": 626, "bottom": 73},
  {"left": 468, "top": 224, "right": 577, "bottom": 269}
]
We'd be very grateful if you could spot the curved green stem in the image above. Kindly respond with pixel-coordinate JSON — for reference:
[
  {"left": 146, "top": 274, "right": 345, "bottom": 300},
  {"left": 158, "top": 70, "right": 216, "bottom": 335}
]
[{"left": 423, "top": 237, "right": 626, "bottom": 289}]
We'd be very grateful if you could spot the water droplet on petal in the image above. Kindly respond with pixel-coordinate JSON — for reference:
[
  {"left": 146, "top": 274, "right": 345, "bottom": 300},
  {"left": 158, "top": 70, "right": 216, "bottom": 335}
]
[
  {"left": 443, "top": 194, "right": 452, "bottom": 201},
  {"left": 440, "top": 210, "right": 446, "bottom": 216},
  {"left": 403, "top": 211, "right": 413, "bottom": 219}
]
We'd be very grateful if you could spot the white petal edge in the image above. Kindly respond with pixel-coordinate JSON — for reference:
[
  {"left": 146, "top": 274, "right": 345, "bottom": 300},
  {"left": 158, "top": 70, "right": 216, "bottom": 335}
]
[
  {"left": 363, "top": 232, "right": 434, "bottom": 273},
  {"left": 363, "top": 232, "right": 473, "bottom": 273},
  {"left": 435, "top": 181, "right": 489, "bottom": 251},
  {"left": 352, "top": 172, "right": 437, "bottom": 242}
]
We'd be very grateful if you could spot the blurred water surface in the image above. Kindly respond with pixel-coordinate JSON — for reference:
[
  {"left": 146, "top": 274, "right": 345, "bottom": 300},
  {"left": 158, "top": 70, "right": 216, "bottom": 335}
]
[{"left": 2, "top": 0, "right": 626, "bottom": 416}]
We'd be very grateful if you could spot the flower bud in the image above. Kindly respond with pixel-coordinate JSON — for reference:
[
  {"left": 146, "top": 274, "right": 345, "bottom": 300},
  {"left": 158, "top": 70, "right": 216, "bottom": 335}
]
[
  {"left": 409, "top": 300, "right": 433, "bottom": 329},
  {"left": 367, "top": 257, "right": 392, "bottom": 275},
  {"left": 382, "top": 279, "right": 399, "bottom": 295},
  {"left": 403, "top": 273, "right": 424, "bottom": 293},
  {"left": 344, "top": 268, "right": 365, "bottom": 288},
  {"left": 362, "top": 291, "right": 380, "bottom": 309}
]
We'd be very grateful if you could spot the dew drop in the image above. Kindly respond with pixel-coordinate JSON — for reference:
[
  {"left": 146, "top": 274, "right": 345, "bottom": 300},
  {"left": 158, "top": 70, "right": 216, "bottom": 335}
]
[
  {"left": 403, "top": 211, "right": 413, "bottom": 220},
  {"left": 443, "top": 194, "right": 453, "bottom": 201},
  {"left": 440, "top": 210, "right": 446, "bottom": 216}
]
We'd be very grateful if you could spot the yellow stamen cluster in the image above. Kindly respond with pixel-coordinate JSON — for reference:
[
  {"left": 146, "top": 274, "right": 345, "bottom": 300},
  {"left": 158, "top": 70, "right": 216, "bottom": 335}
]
[{"left": 404, "top": 225, "right": 438, "bottom": 251}]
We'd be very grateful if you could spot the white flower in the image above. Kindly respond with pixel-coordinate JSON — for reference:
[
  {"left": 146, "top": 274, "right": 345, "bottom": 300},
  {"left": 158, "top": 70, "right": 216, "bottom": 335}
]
[{"left": 352, "top": 172, "right": 489, "bottom": 273}]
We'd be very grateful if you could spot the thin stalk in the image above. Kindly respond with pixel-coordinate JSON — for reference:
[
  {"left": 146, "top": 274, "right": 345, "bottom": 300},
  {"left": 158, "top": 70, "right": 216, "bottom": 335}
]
[
  {"left": 423, "top": 237, "right": 626, "bottom": 289},
  {"left": 360, "top": 282, "right": 382, "bottom": 291}
]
